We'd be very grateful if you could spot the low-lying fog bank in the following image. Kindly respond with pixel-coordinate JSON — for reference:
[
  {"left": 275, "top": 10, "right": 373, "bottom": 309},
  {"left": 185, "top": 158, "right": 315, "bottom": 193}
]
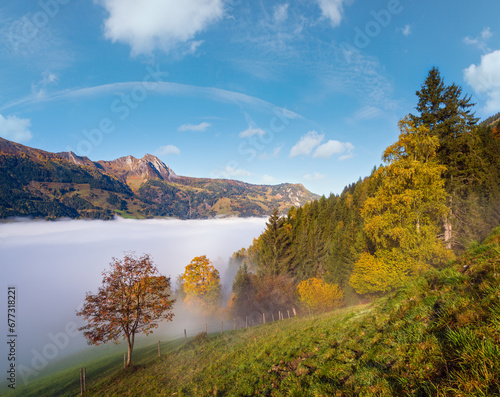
[{"left": 0, "top": 217, "right": 267, "bottom": 385}]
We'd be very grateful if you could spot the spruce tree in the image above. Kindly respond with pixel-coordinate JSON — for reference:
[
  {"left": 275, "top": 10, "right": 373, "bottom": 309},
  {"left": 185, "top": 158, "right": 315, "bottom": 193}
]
[{"left": 410, "top": 67, "right": 482, "bottom": 248}]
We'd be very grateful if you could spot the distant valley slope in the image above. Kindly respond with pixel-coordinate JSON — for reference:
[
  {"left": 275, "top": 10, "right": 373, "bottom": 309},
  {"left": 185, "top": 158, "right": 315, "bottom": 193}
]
[{"left": 0, "top": 137, "right": 319, "bottom": 220}]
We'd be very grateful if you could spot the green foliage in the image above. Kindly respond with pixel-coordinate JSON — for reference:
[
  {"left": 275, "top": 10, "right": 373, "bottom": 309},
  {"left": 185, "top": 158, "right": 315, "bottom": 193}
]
[
  {"left": 28, "top": 227, "right": 500, "bottom": 396},
  {"left": 409, "top": 67, "right": 500, "bottom": 251}
]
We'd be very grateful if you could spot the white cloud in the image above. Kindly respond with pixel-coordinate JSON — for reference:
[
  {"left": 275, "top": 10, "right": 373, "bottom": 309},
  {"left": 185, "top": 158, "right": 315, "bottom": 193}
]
[
  {"left": 304, "top": 172, "right": 326, "bottom": 181},
  {"left": 259, "top": 145, "right": 283, "bottom": 160},
  {"left": 156, "top": 144, "right": 180, "bottom": 155},
  {"left": 315, "top": 0, "right": 346, "bottom": 27},
  {"left": 0, "top": 114, "right": 32, "bottom": 142},
  {"left": 31, "top": 71, "right": 59, "bottom": 100},
  {"left": 99, "top": 0, "right": 224, "bottom": 55},
  {"left": 464, "top": 49, "right": 500, "bottom": 113},
  {"left": 401, "top": 24, "right": 411, "bottom": 36},
  {"left": 178, "top": 122, "right": 211, "bottom": 132},
  {"left": 221, "top": 165, "right": 252, "bottom": 177},
  {"left": 313, "top": 140, "right": 354, "bottom": 159},
  {"left": 289, "top": 131, "right": 324, "bottom": 157},
  {"left": 482, "top": 27, "right": 493, "bottom": 40},
  {"left": 239, "top": 127, "right": 266, "bottom": 138},
  {"left": 273, "top": 4, "right": 289, "bottom": 24},
  {"left": 2, "top": 81, "right": 302, "bottom": 121},
  {"left": 464, "top": 27, "right": 492, "bottom": 52},
  {"left": 262, "top": 174, "right": 276, "bottom": 184},
  {"left": 353, "top": 106, "right": 383, "bottom": 120}
]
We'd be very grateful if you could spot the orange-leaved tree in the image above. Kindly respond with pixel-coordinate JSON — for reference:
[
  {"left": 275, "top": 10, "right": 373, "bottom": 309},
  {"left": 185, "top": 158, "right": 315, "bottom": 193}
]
[
  {"left": 297, "top": 277, "right": 343, "bottom": 312},
  {"left": 76, "top": 253, "right": 175, "bottom": 367},
  {"left": 181, "top": 255, "right": 221, "bottom": 314}
]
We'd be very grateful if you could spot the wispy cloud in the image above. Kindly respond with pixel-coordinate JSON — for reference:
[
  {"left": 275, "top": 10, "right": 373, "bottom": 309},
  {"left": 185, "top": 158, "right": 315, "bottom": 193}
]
[
  {"left": 259, "top": 145, "right": 283, "bottom": 160},
  {"left": 262, "top": 174, "right": 276, "bottom": 183},
  {"left": 1, "top": 81, "right": 302, "bottom": 121},
  {"left": 156, "top": 144, "right": 181, "bottom": 155},
  {"left": 401, "top": 24, "right": 411, "bottom": 36},
  {"left": 239, "top": 127, "right": 266, "bottom": 138},
  {"left": 321, "top": 47, "right": 397, "bottom": 112},
  {"left": 315, "top": 0, "right": 347, "bottom": 27},
  {"left": 31, "top": 71, "right": 58, "bottom": 99},
  {"left": 464, "top": 27, "right": 493, "bottom": 53},
  {"left": 178, "top": 122, "right": 211, "bottom": 132},
  {"left": 304, "top": 172, "right": 326, "bottom": 181},
  {"left": 0, "top": 113, "right": 32, "bottom": 142},
  {"left": 353, "top": 106, "right": 384, "bottom": 120},
  {"left": 218, "top": 165, "right": 252, "bottom": 177},
  {"left": 98, "top": 0, "right": 224, "bottom": 56}
]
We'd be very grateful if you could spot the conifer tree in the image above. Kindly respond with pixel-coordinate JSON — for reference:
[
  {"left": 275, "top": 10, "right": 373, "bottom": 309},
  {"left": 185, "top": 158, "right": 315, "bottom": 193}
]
[
  {"left": 410, "top": 67, "right": 481, "bottom": 248},
  {"left": 350, "top": 118, "right": 453, "bottom": 294}
]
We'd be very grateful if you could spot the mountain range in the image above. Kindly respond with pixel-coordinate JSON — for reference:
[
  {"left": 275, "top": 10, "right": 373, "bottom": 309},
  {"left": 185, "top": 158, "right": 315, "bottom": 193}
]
[{"left": 0, "top": 137, "right": 319, "bottom": 220}]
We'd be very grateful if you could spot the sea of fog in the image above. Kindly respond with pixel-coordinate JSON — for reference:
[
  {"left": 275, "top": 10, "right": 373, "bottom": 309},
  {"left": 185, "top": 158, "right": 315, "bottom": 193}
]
[{"left": 0, "top": 217, "right": 267, "bottom": 385}]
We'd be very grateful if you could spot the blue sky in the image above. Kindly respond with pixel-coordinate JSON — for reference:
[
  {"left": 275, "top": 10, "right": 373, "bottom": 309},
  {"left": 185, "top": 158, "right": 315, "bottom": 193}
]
[{"left": 0, "top": 0, "right": 499, "bottom": 196}]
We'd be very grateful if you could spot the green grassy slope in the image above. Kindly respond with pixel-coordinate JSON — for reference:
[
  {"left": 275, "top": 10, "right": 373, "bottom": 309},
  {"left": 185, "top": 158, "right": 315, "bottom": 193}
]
[
  {"left": 4, "top": 338, "right": 186, "bottom": 397},
  {"left": 9, "top": 227, "right": 500, "bottom": 396}
]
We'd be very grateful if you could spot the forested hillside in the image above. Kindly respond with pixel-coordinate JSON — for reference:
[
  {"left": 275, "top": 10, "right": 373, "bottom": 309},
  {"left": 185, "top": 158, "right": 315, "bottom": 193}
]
[
  {"left": 0, "top": 139, "right": 318, "bottom": 220},
  {"left": 229, "top": 68, "right": 500, "bottom": 314}
]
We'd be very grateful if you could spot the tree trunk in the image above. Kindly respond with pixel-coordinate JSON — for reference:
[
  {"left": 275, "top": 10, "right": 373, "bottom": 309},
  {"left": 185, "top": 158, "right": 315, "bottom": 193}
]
[
  {"left": 126, "top": 333, "right": 135, "bottom": 367},
  {"left": 444, "top": 196, "right": 453, "bottom": 249}
]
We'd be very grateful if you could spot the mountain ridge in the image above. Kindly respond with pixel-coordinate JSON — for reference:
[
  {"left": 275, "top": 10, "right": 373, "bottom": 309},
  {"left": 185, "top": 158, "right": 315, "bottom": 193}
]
[{"left": 0, "top": 137, "right": 319, "bottom": 220}]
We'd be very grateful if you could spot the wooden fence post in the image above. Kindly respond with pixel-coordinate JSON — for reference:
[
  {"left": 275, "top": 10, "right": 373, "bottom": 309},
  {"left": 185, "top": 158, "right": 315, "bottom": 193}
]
[
  {"left": 246, "top": 316, "right": 248, "bottom": 328},
  {"left": 272, "top": 313, "right": 275, "bottom": 322},
  {"left": 287, "top": 310, "right": 290, "bottom": 319},
  {"left": 234, "top": 318, "right": 236, "bottom": 330},
  {"left": 293, "top": 307, "right": 297, "bottom": 316},
  {"left": 221, "top": 320, "right": 224, "bottom": 335},
  {"left": 205, "top": 324, "right": 207, "bottom": 334},
  {"left": 263, "top": 312, "right": 266, "bottom": 324},
  {"left": 184, "top": 329, "right": 187, "bottom": 343},
  {"left": 158, "top": 341, "right": 161, "bottom": 357}
]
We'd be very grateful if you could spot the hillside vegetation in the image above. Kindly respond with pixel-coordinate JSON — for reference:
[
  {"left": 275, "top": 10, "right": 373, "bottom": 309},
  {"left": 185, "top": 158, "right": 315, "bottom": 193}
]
[
  {"left": 0, "top": 139, "right": 318, "bottom": 220},
  {"left": 14, "top": 226, "right": 500, "bottom": 396},
  {"left": 227, "top": 68, "right": 500, "bottom": 318}
]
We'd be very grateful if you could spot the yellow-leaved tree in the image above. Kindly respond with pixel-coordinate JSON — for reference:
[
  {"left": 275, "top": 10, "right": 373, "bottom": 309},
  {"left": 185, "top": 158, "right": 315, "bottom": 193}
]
[
  {"left": 297, "top": 277, "right": 343, "bottom": 312},
  {"left": 350, "top": 117, "right": 454, "bottom": 294},
  {"left": 181, "top": 255, "right": 221, "bottom": 314}
]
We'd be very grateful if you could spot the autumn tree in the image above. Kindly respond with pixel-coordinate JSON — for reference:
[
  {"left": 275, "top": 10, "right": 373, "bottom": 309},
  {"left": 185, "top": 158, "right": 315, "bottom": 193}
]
[
  {"left": 76, "top": 253, "right": 175, "bottom": 367},
  {"left": 350, "top": 117, "right": 453, "bottom": 294},
  {"left": 253, "top": 274, "right": 297, "bottom": 317},
  {"left": 410, "top": 67, "right": 482, "bottom": 248},
  {"left": 181, "top": 255, "right": 221, "bottom": 314},
  {"left": 297, "top": 277, "right": 343, "bottom": 312}
]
